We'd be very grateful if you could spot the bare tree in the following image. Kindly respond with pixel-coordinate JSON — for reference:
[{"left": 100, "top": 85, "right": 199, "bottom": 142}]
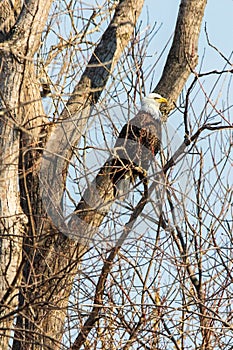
[{"left": 0, "top": 0, "right": 232, "bottom": 349}]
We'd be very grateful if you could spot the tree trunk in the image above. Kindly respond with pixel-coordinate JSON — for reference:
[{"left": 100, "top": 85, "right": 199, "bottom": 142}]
[
  {"left": 0, "top": 1, "right": 53, "bottom": 348},
  {"left": 0, "top": 53, "right": 27, "bottom": 347}
]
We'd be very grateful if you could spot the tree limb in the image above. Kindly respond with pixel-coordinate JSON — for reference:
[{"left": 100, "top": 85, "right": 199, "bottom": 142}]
[{"left": 155, "top": 0, "right": 208, "bottom": 115}]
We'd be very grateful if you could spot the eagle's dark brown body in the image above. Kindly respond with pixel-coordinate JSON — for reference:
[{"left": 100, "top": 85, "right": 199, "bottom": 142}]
[{"left": 97, "top": 111, "right": 161, "bottom": 197}]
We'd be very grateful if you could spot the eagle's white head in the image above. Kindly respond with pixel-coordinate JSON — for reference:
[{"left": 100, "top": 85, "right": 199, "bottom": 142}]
[{"left": 140, "top": 93, "right": 168, "bottom": 118}]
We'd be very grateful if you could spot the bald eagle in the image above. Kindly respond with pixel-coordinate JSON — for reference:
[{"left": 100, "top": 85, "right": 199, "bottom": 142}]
[{"left": 98, "top": 93, "right": 168, "bottom": 200}]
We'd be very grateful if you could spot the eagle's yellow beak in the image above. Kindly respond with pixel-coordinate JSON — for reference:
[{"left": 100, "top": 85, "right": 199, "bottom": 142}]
[{"left": 157, "top": 97, "right": 168, "bottom": 104}]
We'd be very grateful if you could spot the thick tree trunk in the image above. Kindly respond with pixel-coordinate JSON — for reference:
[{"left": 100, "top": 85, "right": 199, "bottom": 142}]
[
  {"left": 0, "top": 54, "right": 27, "bottom": 347},
  {"left": 0, "top": 1, "right": 53, "bottom": 349}
]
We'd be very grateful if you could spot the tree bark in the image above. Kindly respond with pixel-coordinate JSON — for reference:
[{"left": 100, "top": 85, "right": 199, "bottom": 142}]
[
  {"left": 0, "top": 1, "right": 53, "bottom": 348},
  {"left": 0, "top": 0, "right": 21, "bottom": 36},
  {"left": 155, "top": 0, "right": 207, "bottom": 114}
]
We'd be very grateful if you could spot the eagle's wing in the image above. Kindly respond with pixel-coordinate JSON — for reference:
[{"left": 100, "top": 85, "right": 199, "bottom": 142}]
[{"left": 104, "top": 111, "right": 162, "bottom": 199}]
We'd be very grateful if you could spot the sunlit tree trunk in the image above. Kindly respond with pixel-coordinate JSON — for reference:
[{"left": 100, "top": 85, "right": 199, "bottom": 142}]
[{"left": 0, "top": 1, "right": 53, "bottom": 348}]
